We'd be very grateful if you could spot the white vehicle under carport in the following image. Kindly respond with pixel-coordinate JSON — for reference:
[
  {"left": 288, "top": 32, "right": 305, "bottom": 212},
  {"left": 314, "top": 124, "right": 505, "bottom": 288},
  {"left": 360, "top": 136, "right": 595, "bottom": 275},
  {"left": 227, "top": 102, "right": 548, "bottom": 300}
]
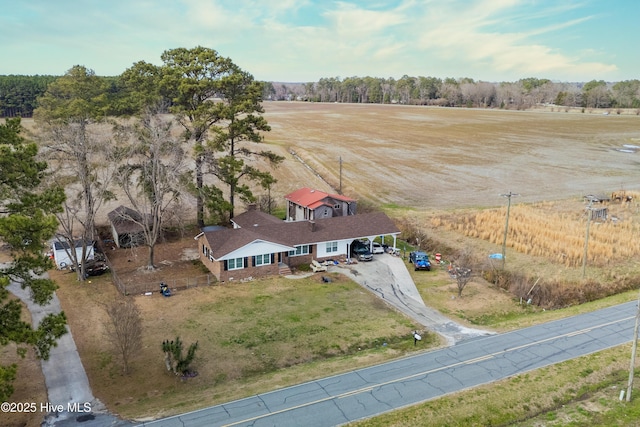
[{"left": 371, "top": 242, "right": 384, "bottom": 254}]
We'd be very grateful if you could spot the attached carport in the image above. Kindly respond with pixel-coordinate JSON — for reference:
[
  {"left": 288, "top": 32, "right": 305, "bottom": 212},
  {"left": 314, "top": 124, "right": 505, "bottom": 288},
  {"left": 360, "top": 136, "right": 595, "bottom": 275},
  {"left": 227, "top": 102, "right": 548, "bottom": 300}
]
[
  {"left": 346, "top": 232, "right": 398, "bottom": 261},
  {"left": 364, "top": 233, "right": 397, "bottom": 253}
]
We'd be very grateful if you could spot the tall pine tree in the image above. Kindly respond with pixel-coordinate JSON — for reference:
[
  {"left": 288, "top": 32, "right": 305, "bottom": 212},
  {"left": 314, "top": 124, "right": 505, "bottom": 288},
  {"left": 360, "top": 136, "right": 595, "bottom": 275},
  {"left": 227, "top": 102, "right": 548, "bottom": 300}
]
[{"left": 0, "top": 118, "right": 66, "bottom": 400}]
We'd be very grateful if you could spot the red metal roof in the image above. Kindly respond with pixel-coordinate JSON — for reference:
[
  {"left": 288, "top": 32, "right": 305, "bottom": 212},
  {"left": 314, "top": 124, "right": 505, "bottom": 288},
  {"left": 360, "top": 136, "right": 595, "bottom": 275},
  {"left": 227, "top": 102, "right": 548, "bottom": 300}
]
[{"left": 284, "top": 187, "right": 355, "bottom": 208}]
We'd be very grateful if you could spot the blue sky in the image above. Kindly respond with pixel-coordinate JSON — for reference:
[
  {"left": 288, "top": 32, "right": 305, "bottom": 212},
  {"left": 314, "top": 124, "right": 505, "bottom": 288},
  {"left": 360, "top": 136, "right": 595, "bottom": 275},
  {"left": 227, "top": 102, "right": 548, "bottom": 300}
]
[{"left": 1, "top": 0, "right": 637, "bottom": 82}]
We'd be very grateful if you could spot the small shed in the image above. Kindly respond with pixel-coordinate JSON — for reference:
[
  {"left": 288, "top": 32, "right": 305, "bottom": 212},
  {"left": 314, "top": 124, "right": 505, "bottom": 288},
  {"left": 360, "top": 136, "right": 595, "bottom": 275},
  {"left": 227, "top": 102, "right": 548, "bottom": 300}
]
[
  {"left": 52, "top": 239, "right": 94, "bottom": 269},
  {"left": 107, "top": 205, "right": 146, "bottom": 248}
]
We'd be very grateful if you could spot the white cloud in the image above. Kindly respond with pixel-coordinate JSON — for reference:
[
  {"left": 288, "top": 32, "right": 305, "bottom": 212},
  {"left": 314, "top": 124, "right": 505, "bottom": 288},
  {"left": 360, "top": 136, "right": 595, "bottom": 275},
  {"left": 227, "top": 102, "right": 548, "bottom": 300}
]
[
  {"left": 410, "top": 0, "right": 617, "bottom": 81},
  {"left": 0, "top": 0, "right": 625, "bottom": 81},
  {"left": 324, "top": 1, "right": 407, "bottom": 37}
]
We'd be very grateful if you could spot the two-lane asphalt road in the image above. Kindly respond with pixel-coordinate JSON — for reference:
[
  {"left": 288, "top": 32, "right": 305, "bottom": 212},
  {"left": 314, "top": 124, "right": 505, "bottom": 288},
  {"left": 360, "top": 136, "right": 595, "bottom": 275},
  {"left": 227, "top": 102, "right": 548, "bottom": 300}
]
[{"left": 139, "top": 301, "right": 638, "bottom": 427}]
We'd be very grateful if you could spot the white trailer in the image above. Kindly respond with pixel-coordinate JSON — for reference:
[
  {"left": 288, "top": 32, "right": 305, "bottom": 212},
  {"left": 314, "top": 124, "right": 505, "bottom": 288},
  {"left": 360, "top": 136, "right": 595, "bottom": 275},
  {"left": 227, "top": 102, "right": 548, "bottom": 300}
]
[{"left": 51, "top": 239, "right": 94, "bottom": 269}]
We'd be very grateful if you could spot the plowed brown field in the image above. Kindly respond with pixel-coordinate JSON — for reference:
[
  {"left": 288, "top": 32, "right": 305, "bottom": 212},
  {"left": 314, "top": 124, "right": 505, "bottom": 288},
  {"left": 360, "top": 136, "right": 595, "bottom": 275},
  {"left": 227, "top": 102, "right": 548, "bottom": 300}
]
[{"left": 261, "top": 103, "right": 640, "bottom": 209}]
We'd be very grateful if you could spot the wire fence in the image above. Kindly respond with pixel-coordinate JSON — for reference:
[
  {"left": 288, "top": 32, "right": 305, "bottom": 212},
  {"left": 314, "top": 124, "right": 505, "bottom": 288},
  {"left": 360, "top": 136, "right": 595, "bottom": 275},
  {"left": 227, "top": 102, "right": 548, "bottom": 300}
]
[
  {"left": 116, "top": 274, "right": 215, "bottom": 296},
  {"left": 99, "top": 242, "right": 215, "bottom": 296}
]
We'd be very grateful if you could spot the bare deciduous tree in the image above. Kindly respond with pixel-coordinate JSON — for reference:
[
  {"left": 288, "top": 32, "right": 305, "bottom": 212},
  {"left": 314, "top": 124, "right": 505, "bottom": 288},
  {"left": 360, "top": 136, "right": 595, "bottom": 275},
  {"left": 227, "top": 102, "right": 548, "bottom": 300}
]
[
  {"left": 103, "top": 299, "right": 142, "bottom": 375},
  {"left": 35, "top": 66, "right": 116, "bottom": 280},
  {"left": 115, "top": 112, "right": 189, "bottom": 269},
  {"left": 452, "top": 246, "right": 475, "bottom": 297},
  {"left": 397, "top": 217, "right": 429, "bottom": 250},
  {"left": 256, "top": 176, "right": 278, "bottom": 215}
]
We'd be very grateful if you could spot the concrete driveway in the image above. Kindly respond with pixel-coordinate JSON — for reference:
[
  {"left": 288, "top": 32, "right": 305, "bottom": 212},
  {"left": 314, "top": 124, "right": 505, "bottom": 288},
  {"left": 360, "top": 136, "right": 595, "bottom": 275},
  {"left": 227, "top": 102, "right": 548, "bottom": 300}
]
[
  {"left": 5, "top": 267, "right": 132, "bottom": 427},
  {"left": 328, "top": 253, "right": 493, "bottom": 345}
]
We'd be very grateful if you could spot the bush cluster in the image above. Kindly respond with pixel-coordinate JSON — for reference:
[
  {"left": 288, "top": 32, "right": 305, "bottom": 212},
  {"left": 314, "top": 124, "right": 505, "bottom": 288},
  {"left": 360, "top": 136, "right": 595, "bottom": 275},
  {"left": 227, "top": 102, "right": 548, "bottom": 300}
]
[{"left": 484, "top": 269, "right": 640, "bottom": 309}]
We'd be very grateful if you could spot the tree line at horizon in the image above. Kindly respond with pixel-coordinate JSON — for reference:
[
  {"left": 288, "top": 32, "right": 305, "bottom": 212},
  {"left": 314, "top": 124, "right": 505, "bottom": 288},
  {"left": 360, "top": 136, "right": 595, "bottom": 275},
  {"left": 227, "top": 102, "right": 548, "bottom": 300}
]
[
  {"left": 2, "top": 73, "right": 639, "bottom": 118},
  {"left": 266, "top": 76, "right": 640, "bottom": 110}
]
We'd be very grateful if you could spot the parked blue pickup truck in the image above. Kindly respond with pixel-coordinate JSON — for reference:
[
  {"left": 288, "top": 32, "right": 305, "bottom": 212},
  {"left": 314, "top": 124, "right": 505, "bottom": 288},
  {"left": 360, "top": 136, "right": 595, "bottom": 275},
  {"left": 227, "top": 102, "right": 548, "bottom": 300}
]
[{"left": 409, "top": 251, "right": 431, "bottom": 271}]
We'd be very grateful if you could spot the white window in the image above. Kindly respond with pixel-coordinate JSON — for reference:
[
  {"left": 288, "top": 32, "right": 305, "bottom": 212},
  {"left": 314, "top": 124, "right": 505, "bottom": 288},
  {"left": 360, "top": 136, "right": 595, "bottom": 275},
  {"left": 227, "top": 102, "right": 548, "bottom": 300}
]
[
  {"left": 326, "top": 241, "right": 338, "bottom": 253},
  {"left": 227, "top": 257, "right": 244, "bottom": 270},
  {"left": 289, "top": 245, "right": 310, "bottom": 256},
  {"left": 254, "top": 254, "right": 272, "bottom": 266}
]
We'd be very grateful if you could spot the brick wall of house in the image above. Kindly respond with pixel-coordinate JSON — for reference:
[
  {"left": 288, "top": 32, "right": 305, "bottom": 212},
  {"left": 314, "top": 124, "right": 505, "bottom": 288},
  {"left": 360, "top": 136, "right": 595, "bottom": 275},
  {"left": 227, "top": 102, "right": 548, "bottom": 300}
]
[
  {"left": 286, "top": 253, "right": 313, "bottom": 268},
  {"left": 286, "top": 243, "right": 350, "bottom": 267},
  {"left": 285, "top": 252, "right": 342, "bottom": 269},
  {"left": 198, "top": 238, "right": 221, "bottom": 279},
  {"left": 219, "top": 263, "right": 280, "bottom": 282},
  {"left": 198, "top": 236, "right": 283, "bottom": 282}
]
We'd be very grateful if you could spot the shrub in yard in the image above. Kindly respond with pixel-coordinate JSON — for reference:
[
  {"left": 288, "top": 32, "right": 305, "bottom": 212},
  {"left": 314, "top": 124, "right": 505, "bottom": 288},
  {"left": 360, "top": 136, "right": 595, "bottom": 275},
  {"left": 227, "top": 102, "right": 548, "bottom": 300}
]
[
  {"left": 162, "top": 337, "right": 199, "bottom": 376},
  {"left": 482, "top": 268, "right": 514, "bottom": 291},
  {"left": 526, "top": 276, "right": 639, "bottom": 309}
]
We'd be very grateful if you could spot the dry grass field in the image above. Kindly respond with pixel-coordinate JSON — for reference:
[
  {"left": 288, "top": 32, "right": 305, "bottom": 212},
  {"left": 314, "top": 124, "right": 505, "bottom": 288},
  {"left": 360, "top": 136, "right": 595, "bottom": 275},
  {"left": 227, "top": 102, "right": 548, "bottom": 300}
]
[
  {"left": 263, "top": 102, "right": 640, "bottom": 305},
  {"left": 433, "top": 195, "right": 640, "bottom": 268},
  {"left": 431, "top": 192, "right": 640, "bottom": 267}
]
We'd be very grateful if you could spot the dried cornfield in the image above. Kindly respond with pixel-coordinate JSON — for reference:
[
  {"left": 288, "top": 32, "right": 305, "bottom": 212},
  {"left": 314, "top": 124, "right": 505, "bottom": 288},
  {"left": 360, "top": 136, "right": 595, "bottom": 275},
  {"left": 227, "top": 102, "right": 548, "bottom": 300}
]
[{"left": 432, "top": 195, "right": 640, "bottom": 268}]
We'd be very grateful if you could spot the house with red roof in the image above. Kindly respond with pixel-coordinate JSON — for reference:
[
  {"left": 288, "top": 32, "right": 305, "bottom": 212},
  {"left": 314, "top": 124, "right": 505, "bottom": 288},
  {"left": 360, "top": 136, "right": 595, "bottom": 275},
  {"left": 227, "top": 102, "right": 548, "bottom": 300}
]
[
  {"left": 284, "top": 187, "right": 356, "bottom": 222},
  {"left": 195, "top": 204, "right": 399, "bottom": 282}
]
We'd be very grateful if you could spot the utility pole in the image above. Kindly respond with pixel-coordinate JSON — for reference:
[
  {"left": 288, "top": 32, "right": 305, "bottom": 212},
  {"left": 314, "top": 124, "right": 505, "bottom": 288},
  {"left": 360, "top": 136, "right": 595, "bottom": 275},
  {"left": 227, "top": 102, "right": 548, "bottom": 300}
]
[
  {"left": 499, "top": 191, "right": 519, "bottom": 269},
  {"left": 582, "top": 200, "right": 594, "bottom": 278},
  {"left": 339, "top": 156, "right": 343, "bottom": 194},
  {"left": 627, "top": 292, "right": 640, "bottom": 401}
]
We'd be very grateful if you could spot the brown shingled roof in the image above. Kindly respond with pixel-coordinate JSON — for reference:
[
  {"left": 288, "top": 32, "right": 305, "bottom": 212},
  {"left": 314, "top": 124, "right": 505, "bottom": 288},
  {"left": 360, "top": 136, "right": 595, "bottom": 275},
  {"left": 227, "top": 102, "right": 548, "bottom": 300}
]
[
  {"left": 202, "top": 211, "right": 399, "bottom": 259},
  {"left": 231, "top": 209, "right": 284, "bottom": 228},
  {"left": 107, "top": 206, "right": 146, "bottom": 234}
]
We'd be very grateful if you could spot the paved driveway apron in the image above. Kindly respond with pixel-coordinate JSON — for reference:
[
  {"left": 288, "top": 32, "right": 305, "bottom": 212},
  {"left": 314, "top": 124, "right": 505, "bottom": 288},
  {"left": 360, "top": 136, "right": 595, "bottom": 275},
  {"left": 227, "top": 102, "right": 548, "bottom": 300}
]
[{"left": 331, "top": 253, "right": 493, "bottom": 345}]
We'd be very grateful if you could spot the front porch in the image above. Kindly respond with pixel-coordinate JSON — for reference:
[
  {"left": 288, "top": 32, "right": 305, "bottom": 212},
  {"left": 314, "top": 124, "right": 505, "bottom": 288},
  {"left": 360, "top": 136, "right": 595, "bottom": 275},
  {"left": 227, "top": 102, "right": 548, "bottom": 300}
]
[{"left": 278, "top": 262, "right": 292, "bottom": 275}]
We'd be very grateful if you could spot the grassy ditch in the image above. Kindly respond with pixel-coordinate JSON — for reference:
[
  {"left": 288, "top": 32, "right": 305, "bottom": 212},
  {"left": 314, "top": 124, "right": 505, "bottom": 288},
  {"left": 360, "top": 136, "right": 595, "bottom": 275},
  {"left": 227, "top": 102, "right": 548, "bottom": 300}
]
[{"left": 348, "top": 345, "right": 640, "bottom": 427}]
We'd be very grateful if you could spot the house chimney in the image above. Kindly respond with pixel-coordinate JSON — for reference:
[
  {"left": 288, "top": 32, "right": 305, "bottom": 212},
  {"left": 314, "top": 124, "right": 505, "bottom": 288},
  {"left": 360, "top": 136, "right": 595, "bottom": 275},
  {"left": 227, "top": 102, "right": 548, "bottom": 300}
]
[
  {"left": 247, "top": 203, "right": 257, "bottom": 211},
  {"left": 309, "top": 220, "right": 316, "bottom": 232}
]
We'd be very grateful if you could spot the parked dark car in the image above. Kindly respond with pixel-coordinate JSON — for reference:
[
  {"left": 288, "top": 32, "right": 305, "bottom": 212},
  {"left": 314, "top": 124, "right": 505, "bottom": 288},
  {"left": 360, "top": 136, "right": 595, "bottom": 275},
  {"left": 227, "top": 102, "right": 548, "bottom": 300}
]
[
  {"left": 85, "top": 261, "right": 109, "bottom": 276},
  {"left": 351, "top": 240, "right": 373, "bottom": 262},
  {"left": 409, "top": 251, "right": 431, "bottom": 271},
  {"left": 71, "top": 260, "right": 110, "bottom": 277}
]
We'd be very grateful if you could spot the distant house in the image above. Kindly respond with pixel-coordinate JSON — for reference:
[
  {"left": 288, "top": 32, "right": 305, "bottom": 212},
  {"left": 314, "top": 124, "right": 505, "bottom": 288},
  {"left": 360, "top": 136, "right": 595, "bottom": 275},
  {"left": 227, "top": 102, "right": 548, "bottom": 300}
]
[
  {"left": 51, "top": 239, "right": 94, "bottom": 269},
  {"left": 107, "top": 206, "right": 146, "bottom": 248},
  {"left": 195, "top": 205, "right": 399, "bottom": 282},
  {"left": 284, "top": 187, "right": 356, "bottom": 222}
]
